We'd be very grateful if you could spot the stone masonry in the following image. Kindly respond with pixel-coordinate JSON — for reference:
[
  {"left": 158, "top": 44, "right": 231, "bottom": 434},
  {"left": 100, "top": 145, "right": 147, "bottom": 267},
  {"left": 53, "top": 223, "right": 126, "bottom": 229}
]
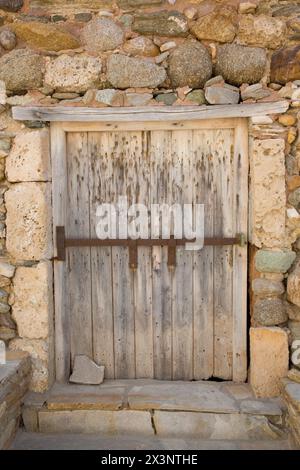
[{"left": 0, "top": 2, "right": 298, "bottom": 449}]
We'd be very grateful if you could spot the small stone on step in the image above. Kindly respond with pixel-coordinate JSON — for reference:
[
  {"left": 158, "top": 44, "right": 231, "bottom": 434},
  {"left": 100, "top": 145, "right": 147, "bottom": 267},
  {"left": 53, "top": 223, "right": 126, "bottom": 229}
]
[{"left": 69, "top": 355, "right": 105, "bottom": 385}]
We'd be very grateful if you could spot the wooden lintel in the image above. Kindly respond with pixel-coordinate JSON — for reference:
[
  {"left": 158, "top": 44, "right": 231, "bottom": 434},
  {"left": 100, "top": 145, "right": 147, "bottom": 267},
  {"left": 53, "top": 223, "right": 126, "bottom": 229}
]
[{"left": 12, "top": 101, "right": 289, "bottom": 122}]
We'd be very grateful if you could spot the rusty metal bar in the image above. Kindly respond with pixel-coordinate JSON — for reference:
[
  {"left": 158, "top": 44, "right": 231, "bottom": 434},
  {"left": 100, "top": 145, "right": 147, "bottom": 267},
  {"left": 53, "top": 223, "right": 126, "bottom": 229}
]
[{"left": 56, "top": 226, "right": 243, "bottom": 268}]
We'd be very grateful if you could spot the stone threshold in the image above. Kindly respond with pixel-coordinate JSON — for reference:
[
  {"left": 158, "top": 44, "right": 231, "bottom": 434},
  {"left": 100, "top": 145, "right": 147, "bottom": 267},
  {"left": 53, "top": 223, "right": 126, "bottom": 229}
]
[
  {"left": 21, "top": 379, "right": 292, "bottom": 442},
  {"left": 24, "top": 379, "right": 285, "bottom": 416}
]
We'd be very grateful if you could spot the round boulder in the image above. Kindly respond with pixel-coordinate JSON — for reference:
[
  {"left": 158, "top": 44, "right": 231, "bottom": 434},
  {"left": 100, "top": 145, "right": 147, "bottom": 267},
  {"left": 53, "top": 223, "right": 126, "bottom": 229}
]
[
  {"left": 168, "top": 40, "right": 212, "bottom": 89},
  {"left": 215, "top": 44, "right": 267, "bottom": 86},
  {"left": 82, "top": 18, "right": 125, "bottom": 53}
]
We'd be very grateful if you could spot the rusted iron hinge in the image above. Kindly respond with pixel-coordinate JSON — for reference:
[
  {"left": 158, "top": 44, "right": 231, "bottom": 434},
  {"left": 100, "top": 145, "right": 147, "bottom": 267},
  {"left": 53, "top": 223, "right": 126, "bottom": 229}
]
[{"left": 55, "top": 226, "right": 246, "bottom": 269}]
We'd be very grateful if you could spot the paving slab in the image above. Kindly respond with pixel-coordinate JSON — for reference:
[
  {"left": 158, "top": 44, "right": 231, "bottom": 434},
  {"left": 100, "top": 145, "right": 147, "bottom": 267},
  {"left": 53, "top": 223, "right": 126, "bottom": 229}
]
[
  {"left": 39, "top": 409, "right": 154, "bottom": 436},
  {"left": 240, "top": 399, "right": 283, "bottom": 417},
  {"left": 128, "top": 382, "right": 239, "bottom": 413},
  {"left": 46, "top": 383, "right": 126, "bottom": 411}
]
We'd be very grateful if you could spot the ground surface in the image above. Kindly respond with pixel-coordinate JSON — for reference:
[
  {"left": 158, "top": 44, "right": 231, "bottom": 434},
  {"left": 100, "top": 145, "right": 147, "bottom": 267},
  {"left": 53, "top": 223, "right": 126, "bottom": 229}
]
[{"left": 11, "top": 431, "right": 293, "bottom": 451}]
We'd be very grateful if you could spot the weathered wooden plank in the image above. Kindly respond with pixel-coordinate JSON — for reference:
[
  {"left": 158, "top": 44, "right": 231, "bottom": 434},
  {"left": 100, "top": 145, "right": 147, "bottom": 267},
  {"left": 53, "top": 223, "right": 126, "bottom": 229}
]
[
  {"left": 171, "top": 130, "right": 193, "bottom": 381},
  {"left": 51, "top": 123, "right": 69, "bottom": 382},
  {"left": 66, "top": 132, "right": 93, "bottom": 366},
  {"left": 232, "top": 119, "right": 248, "bottom": 383},
  {"left": 109, "top": 132, "right": 135, "bottom": 379},
  {"left": 88, "top": 132, "right": 115, "bottom": 379},
  {"left": 192, "top": 130, "right": 214, "bottom": 380},
  {"left": 128, "top": 131, "right": 153, "bottom": 378},
  {"left": 150, "top": 131, "right": 172, "bottom": 380},
  {"left": 213, "top": 129, "right": 234, "bottom": 380},
  {"left": 13, "top": 102, "right": 289, "bottom": 122}
]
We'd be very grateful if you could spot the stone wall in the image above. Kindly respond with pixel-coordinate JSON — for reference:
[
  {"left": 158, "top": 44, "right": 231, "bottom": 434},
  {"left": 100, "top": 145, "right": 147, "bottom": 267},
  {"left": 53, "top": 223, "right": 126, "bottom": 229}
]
[
  {"left": 0, "top": 1, "right": 299, "bottom": 404},
  {"left": 0, "top": 351, "right": 31, "bottom": 449}
]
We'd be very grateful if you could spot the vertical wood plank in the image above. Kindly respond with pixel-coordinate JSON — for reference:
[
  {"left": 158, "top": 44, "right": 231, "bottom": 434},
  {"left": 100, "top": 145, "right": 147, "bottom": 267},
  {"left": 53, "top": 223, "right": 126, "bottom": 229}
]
[
  {"left": 51, "top": 123, "right": 70, "bottom": 382},
  {"left": 193, "top": 130, "right": 214, "bottom": 380},
  {"left": 171, "top": 130, "right": 193, "bottom": 381},
  {"left": 110, "top": 132, "right": 135, "bottom": 379},
  {"left": 213, "top": 128, "right": 234, "bottom": 380},
  {"left": 133, "top": 131, "right": 154, "bottom": 378},
  {"left": 232, "top": 118, "right": 248, "bottom": 382},
  {"left": 150, "top": 131, "right": 172, "bottom": 380},
  {"left": 88, "top": 132, "right": 115, "bottom": 378},
  {"left": 66, "top": 132, "right": 93, "bottom": 366}
]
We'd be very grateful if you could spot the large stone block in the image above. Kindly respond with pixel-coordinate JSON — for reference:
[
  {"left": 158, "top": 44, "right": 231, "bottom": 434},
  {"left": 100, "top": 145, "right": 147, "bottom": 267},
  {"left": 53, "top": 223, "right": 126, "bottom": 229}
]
[
  {"left": 250, "top": 327, "right": 289, "bottom": 398},
  {"left": 0, "top": 49, "right": 45, "bottom": 93},
  {"left": 271, "top": 46, "right": 300, "bottom": 84},
  {"left": 39, "top": 409, "right": 154, "bottom": 435},
  {"left": 6, "top": 130, "right": 50, "bottom": 183},
  {"left": 5, "top": 183, "right": 52, "bottom": 261},
  {"left": 191, "top": 6, "right": 237, "bottom": 43},
  {"left": 255, "top": 250, "right": 296, "bottom": 273},
  {"left": 107, "top": 54, "right": 166, "bottom": 89},
  {"left": 250, "top": 139, "right": 286, "bottom": 248},
  {"left": 215, "top": 44, "right": 267, "bottom": 86},
  {"left": 45, "top": 54, "right": 102, "bottom": 93},
  {"left": 238, "top": 14, "right": 286, "bottom": 49},
  {"left": 12, "top": 262, "right": 53, "bottom": 340},
  {"left": 11, "top": 22, "right": 80, "bottom": 52}
]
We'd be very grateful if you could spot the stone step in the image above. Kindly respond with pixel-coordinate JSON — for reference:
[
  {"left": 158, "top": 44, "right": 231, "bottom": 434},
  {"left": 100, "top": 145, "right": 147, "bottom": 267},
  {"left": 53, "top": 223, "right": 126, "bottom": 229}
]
[
  {"left": 11, "top": 431, "right": 294, "bottom": 450},
  {"left": 22, "top": 380, "right": 288, "bottom": 441}
]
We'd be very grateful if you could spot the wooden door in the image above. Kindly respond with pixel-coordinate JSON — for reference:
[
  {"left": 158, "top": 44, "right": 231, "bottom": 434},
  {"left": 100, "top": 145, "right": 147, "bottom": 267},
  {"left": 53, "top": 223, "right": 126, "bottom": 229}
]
[{"left": 52, "top": 118, "right": 248, "bottom": 383}]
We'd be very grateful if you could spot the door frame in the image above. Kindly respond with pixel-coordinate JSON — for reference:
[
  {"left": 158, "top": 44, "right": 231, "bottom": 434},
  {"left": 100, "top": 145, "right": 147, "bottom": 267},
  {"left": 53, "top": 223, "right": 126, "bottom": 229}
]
[{"left": 50, "top": 116, "right": 249, "bottom": 383}]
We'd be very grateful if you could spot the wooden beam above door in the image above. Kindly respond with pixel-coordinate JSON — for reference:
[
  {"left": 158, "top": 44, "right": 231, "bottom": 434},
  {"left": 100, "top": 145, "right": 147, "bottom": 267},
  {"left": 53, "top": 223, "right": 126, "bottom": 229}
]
[{"left": 12, "top": 101, "right": 289, "bottom": 122}]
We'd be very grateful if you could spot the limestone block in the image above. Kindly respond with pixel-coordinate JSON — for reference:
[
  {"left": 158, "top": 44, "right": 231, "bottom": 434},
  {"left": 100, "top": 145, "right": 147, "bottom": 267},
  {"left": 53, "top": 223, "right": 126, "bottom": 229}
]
[
  {"left": 45, "top": 55, "right": 102, "bottom": 93},
  {"left": 6, "top": 129, "right": 50, "bottom": 183},
  {"left": 250, "top": 139, "right": 286, "bottom": 248},
  {"left": 39, "top": 409, "right": 154, "bottom": 435},
  {"left": 12, "top": 262, "right": 53, "bottom": 340},
  {"left": 9, "top": 338, "right": 53, "bottom": 392},
  {"left": 5, "top": 183, "right": 52, "bottom": 261},
  {"left": 250, "top": 327, "right": 289, "bottom": 398},
  {"left": 238, "top": 14, "right": 286, "bottom": 49}
]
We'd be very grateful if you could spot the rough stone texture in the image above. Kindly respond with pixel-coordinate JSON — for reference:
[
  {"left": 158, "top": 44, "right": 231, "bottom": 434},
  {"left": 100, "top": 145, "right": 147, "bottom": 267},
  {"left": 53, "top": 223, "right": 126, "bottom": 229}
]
[
  {"left": 70, "top": 355, "right": 105, "bottom": 385},
  {"left": 12, "top": 262, "right": 53, "bottom": 340},
  {"left": 241, "top": 84, "right": 271, "bottom": 101},
  {"left": 0, "top": 355, "right": 31, "bottom": 449},
  {"left": 118, "top": 0, "right": 162, "bottom": 7},
  {"left": 285, "top": 301, "right": 300, "bottom": 322},
  {"left": 0, "top": 29, "right": 17, "bottom": 51},
  {"left": 287, "top": 261, "right": 300, "bottom": 308},
  {"left": 6, "top": 129, "right": 50, "bottom": 183},
  {"left": 270, "top": 46, "right": 300, "bottom": 84},
  {"left": 0, "top": 49, "right": 44, "bottom": 92},
  {"left": 133, "top": 11, "right": 188, "bottom": 37},
  {"left": 153, "top": 411, "right": 282, "bottom": 440},
  {"left": 250, "top": 327, "right": 289, "bottom": 398},
  {"left": 82, "top": 18, "right": 124, "bottom": 53},
  {"left": 205, "top": 85, "right": 239, "bottom": 105},
  {"left": 186, "top": 89, "right": 206, "bottom": 105},
  {"left": 45, "top": 54, "right": 102, "bottom": 94},
  {"left": 107, "top": 54, "right": 166, "bottom": 89},
  {"left": 124, "top": 92, "right": 152, "bottom": 106},
  {"left": 0, "top": 261, "right": 15, "bottom": 278},
  {"left": 255, "top": 250, "right": 296, "bottom": 273},
  {"left": 250, "top": 139, "right": 286, "bottom": 248},
  {"left": 123, "top": 36, "right": 159, "bottom": 57},
  {"left": 289, "top": 320, "right": 300, "bottom": 344},
  {"left": 215, "top": 44, "right": 267, "bottom": 86},
  {"left": 39, "top": 409, "right": 154, "bottom": 435},
  {"left": 12, "top": 22, "right": 80, "bottom": 52},
  {"left": 168, "top": 41, "right": 212, "bottom": 89},
  {"left": 288, "top": 369, "right": 300, "bottom": 384},
  {"left": 238, "top": 14, "right": 286, "bottom": 49},
  {"left": 5, "top": 183, "right": 52, "bottom": 261},
  {"left": 9, "top": 338, "right": 53, "bottom": 392},
  {"left": 191, "top": 6, "right": 237, "bottom": 43},
  {"left": 252, "top": 278, "right": 285, "bottom": 297},
  {"left": 283, "top": 381, "right": 300, "bottom": 446},
  {"left": 0, "top": 0, "right": 23, "bottom": 12},
  {"left": 253, "top": 298, "right": 287, "bottom": 326},
  {"left": 95, "top": 89, "right": 124, "bottom": 106}
]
